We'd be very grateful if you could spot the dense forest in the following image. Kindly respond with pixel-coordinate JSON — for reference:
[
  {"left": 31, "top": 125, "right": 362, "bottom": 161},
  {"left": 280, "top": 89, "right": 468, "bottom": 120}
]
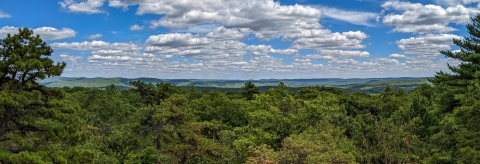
[{"left": 1, "top": 15, "right": 480, "bottom": 164}]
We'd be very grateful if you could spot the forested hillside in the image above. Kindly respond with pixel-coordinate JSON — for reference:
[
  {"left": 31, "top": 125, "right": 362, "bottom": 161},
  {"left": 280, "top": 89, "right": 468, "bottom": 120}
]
[
  {"left": 38, "top": 77, "right": 430, "bottom": 94},
  {"left": 1, "top": 15, "right": 480, "bottom": 164}
]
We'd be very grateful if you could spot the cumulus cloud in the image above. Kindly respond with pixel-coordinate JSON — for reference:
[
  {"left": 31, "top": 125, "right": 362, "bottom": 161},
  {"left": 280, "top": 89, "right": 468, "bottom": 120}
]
[
  {"left": 382, "top": 0, "right": 478, "bottom": 33},
  {"left": 50, "top": 0, "right": 455, "bottom": 78},
  {"left": 205, "top": 26, "right": 249, "bottom": 40},
  {"left": 0, "top": 26, "right": 77, "bottom": 40},
  {"left": 304, "top": 55, "right": 336, "bottom": 60},
  {"left": 52, "top": 40, "right": 160, "bottom": 75},
  {"left": 173, "top": 24, "right": 222, "bottom": 33},
  {"left": 317, "top": 7, "right": 379, "bottom": 26},
  {"left": 146, "top": 33, "right": 211, "bottom": 48},
  {"left": 108, "top": 0, "right": 322, "bottom": 40},
  {"left": 59, "top": 0, "right": 106, "bottom": 14},
  {"left": 51, "top": 40, "right": 142, "bottom": 52},
  {"left": 53, "top": 39, "right": 453, "bottom": 79},
  {"left": 145, "top": 33, "right": 246, "bottom": 60},
  {"left": 130, "top": 24, "right": 144, "bottom": 31},
  {"left": 396, "top": 33, "right": 462, "bottom": 56},
  {"left": 59, "top": 53, "right": 83, "bottom": 63},
  {"left": 434, "top": 0, "right": 480, "bottom": 7},
  {"left": 291, "top": 30, "right": 369, "bottom": 50},
  {"left": 389, "top": 53, "right": 407, "bottom": 58},
  {"left": 305, "top": 50, "right": 370, "bottom": 60},
  {"left": 0, "top": 11, "right": 11, "bottom": 18},
  {"left": 86, "top": 33, "right": 102, "bottom": 40},
  {"left": 0, "top": 26, "right": 17, "bottom": 37},
  {"left": 247, "top": 45, "right": 298, "bottom": 56},
  {"left": 34, "top": 27, "right": 77, "bottom": 40}
]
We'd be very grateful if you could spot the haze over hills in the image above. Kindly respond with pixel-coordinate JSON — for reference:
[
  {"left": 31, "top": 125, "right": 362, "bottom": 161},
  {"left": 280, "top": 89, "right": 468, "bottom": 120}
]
[{"left": 39, "top": 77, "right": 431, "bottom": 94}]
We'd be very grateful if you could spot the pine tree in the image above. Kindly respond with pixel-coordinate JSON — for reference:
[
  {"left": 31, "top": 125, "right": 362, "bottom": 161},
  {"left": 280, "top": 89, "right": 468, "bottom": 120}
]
[
  {"left": 429, "top": 13, "right": 480, "bottom": 163},
  {"left": 0, "top": 28, "right": 92, "bottom": 163},
  {"left": 432, "top": 14, "right": 480, "bottom": 86},
  {"left": 430, "top": 14, "right": 480, "bottom": 112},
  {"left": 241, "top": 81, "right": 260, "bottom": 100}
]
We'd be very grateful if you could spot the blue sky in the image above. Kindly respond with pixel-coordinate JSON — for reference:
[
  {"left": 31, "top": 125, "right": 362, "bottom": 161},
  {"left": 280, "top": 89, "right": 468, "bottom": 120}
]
[{"left": 0, "top": 0, "right": 476, "bottom": 79}]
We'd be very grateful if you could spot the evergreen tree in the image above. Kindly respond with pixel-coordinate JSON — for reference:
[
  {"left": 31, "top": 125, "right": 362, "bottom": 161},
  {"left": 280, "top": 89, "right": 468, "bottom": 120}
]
[
  {"left": 454, "top": 78, "right": 480, "bottom": 162},
  {"left": 429, "top": 13, "right": 480, "bottom": 163},
  {"left": 0, "top": 28, "right": 92, "bottom": 163},
  {"left": 241, "top": 81, "right": 260, "bottom": 100},
  {"left": 431, "top": 13, "right": 480, "bottom": 112},
  {"left": 433, "top": 15, "right": 480, "bottom": 86}
]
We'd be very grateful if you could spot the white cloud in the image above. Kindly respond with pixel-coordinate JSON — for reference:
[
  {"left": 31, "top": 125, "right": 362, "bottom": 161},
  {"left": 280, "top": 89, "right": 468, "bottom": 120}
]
[
  {"left": 52, "top": 40, "right": 160, "bottom": 75},
  {"left": 205, "top": 26, "right": 249, "bottom": 40},
  {"left": 305, "top": 50, "right": 369, "bottom": 61},
  {"left": 34, "top": 27, "right": 77, "bottom": 40},
  {"left": 324, "top": 50, "right": 370, "bottom": 58},
  {"left": 0, "top": 11, "right": 11, "bottom": 18},
  {"left": 396, "top": 33, "right": 462, "bottom": 56},
  {"left": 172, "top": 24, "right": 222, "bottom": 33},
  {"left": 146, "top": 33, "right": 211, "bottom": 48},
  {"left": 88, "top": 55, "right": 134, "bottom": 61},
  {"left": 51, "top": 40, "right": 142, "bottom": 52},
  {"left": 342, "top": 31, "right": 369, "bottom": 40},
  {"left": 283, "top": 29, "right": 331, "bottom": 40},
  {"left": 317, "top": 7, "right": 379, "bottom": 26},
  {"left": 382, "top": 0, "right": 479, "bottom": 33},
  {"left": 48, "top": 0, "right": 463, "bottom": 78},
  {"left": 291, "top": 30, "right": 369, "bottom": 50},
  {"left": 107, "top": 0, "right": 128, "bottom": 8},
  {"left": 247, "top": 45, "right": 298, "bottom": 56},
  {"left": 86, "top": 33, "right": 102, "bottom": 40},
  {"left": 271, "top": 48, "right": 298, "bottom": 55},
  {"left": 434, "top": 0, "right": 480, "bottom": 7},
  {"left": 59, "top": 0, "right": 106, "bottom": 14},
  {"left": 145, "top": 33, "right": 247, "bottom": 60},
  {"left": 54, "top": 38, "right": 454, "bottom": 79},
  {"left": 389, "top": 53, "right": 406, "bottom": 58},
  {"left": 390, "top": 24, "right": 457, "bottom": 33},
  {"left": 130, "top": 24, "right": 144, "bottom": 31},
  {"left": 59, "top": 53, "right": 83, "bottom": 63},
  {"left": 0, "top": 26, "right": 77, "bottom": 40},
  {"left": 108, "top": 0, "right": 322, "bottom": 40},
  {"left": 370, "top": 58, "right": 402, "bottom": 66},
  {"left": 0, "top": 26, "right": 18, "bottom": 38},
  {"left": 304, "top": 54, "right": 336, "bottom": 60},
  {"left": 382, "top": 1, "right": 423, "bottom": 10}
]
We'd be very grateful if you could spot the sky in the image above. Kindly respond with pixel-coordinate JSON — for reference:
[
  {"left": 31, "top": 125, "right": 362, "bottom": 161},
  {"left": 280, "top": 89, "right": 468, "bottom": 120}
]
[{"left": 0, "top": 0, "right": 476, "bottom": 79}]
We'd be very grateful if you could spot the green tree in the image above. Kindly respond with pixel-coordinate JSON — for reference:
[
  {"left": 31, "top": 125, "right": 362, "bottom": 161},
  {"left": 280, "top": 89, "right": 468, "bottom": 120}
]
[
  {"left": 432, "top": 14, "right": 480, "bottom": 88},
  {"left": 246, "top": 94, "right": 358, "bottom": 164},
  {"left": 431, "top": 13, "right": 480, "bottom": 113},
  {"left": 135, "top": 94, "right": 234, "bottom": 163},
  {"left": 295, "top": 86, "right": 323, "bottom": 100},
  {"left": 189, "top": 91, "right": 248, "bottom": 127},
  {"left": 0, "top": 28, "right": 92, "bottom": 163},
  {"left": 428, "top": 13, "right": 480, "bottom": 163},
  {"left": 0, "top": 28, "right": 66, "bottom": 85},
  {"left": 241, "top": 81, "right": 260, "bottom": 100},
  {"left": 454, "top": 78, "right": 480, "bottom": 162}
]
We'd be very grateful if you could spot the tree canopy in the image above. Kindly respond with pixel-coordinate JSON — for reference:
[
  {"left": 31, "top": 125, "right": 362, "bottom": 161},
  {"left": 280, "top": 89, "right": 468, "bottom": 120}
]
[
  {"left": 2, "top": 14, "right": 480, "bottom": 163},
  {"left": 0, "top": 28, "right": 91, "bottom": 163}
]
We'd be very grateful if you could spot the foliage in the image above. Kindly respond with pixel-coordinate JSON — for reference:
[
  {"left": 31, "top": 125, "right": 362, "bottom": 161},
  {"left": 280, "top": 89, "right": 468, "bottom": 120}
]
[
  {"left": 241, "top": 81, "right": 260, "bottom": 100},
  {"left": 427, "top": 13, "right": 480, "bottom": 163},
  {"left": 0, "top": 28, "right": 92, "bottom": 163},
  {"left": 3, "top": 15, "right": 480, "bottom": 164}
]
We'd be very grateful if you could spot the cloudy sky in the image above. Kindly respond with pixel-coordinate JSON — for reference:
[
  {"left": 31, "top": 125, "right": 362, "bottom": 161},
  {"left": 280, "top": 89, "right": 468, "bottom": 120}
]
[{"left": 0, "top": 0, "right": 475, "bottom": 79}]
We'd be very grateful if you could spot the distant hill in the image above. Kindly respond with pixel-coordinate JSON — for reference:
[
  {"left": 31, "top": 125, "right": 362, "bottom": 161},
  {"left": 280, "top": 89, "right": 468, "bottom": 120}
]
[{"left": 39, "top": 77, "right": 431, "bottom": 94}]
